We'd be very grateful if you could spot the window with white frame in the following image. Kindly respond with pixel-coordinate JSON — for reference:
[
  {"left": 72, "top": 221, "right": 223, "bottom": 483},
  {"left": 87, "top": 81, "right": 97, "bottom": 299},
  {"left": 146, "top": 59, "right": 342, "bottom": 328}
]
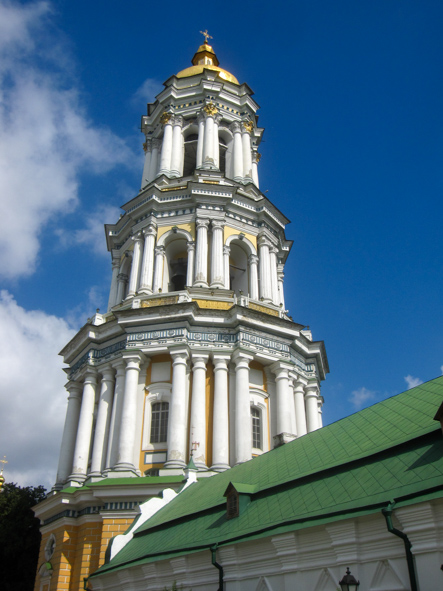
[
  {"left": 251, "top": 406, "right": 262, "bottom": 450},
  {"left": 150, "top": 402, "right": 169, "bottom": 443}
]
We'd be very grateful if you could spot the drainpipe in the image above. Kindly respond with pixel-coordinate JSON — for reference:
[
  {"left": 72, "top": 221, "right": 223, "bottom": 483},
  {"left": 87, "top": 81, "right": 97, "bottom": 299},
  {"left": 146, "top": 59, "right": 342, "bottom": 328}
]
[
  {"left": 211, "top": 544, "right": 224, "bottom": 591},
  {"left": 382, "top": 502, "right": 418, "bottom": 591}
]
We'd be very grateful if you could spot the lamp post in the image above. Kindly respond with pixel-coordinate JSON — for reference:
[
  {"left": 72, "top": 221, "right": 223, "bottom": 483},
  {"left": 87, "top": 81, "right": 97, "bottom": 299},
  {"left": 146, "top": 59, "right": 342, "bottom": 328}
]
[{"left": 339, "top": 567, "right": 360, "bottom": 591}]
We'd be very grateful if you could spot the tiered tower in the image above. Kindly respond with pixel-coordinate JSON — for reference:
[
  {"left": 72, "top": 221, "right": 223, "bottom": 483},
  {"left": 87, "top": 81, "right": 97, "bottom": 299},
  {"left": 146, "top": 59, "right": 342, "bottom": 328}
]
[{"left": 34, "top": 39, "right": 328, "bottom": 591}]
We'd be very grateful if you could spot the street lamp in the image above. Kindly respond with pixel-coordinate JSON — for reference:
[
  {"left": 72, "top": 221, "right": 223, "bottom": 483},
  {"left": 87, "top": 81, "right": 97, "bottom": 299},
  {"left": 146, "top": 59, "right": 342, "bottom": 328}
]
[{"left": 339, "top": 567, "right": 360, "bottom": 591}]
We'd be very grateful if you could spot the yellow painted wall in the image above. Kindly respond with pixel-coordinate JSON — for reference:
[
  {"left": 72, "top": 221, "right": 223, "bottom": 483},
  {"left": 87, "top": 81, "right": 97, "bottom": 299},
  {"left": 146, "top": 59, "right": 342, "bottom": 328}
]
[
  {"left": 99, "top": 517, "right": 135, "bottom": 566},
  {"left": 223, "top": 225, "right": 257, "bottom": 248},
  {"left": 70, "top": 521, "right": 103, "bottom": 591},
  {"left": 157, "top": 223, "right": 195, "bottom": 241}
]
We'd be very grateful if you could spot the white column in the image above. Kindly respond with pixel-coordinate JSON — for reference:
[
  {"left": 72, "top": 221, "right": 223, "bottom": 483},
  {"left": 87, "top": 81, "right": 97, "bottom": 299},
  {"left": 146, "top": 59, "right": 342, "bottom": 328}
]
[
  {"left": 252, "top": 151, "right": 260, "bottom": 188},
  {"left": 258, "top": 235, "right": 273, "bottom": 303},
  {"left": 107, "top": 256, "right": 121, "bottom": 311},
  {"left": 213, "top": 114, "right": 222, "bottom": 169},
  {"left": 223, "top": 245, "right": 230, "bottom": 289},
  {"left": 288, "top": 376, "right": 297, "bottom": 436},
  {"left": 141, "top": 139, "right": 152, "bottom": 189},
  {"left": 248, "top": 254, "right": 259, "bottom": 300},
  {"left": 305, "top": 384, "right": 320, "bottom": 432},
  {"left": 233, "top": 351, "right": 253, "bottom": 464},
  {"left": 269, "top": 247, "right": 279, "bottom": 305},
  {"left": 54, "top": 382, "right": 82, "bottom": 488},
  {"left": 194, "top": 218, "right": 209, "bottom": 287},
  {"left": 272, "top": 362, "right": 296, "bottom": 445},
  {"left": 231, "top": 122, "right": 243, "bottom": 182},
  {"left": 114, "top": 354, "right": 146, "bottom": 472},
  {"left": 170, "top": 116, "right": 184, "bottom": 178},
  {"left": 89, "top": 366, "right": 115, "bottom": 478},
  {"left": 318, "top": 396, "right": 324, "bottom": 428},
  {"left": 149, "top": 139, "right": 161, "bottom": 180},
  {"left": 202, "top": 104, "right": 217, "bottom": 169},
  {"left": 69, "top": 368, "right": 98, "bottom": 483},
  {"left": 186, "top": 241, "right": 195, "bottom": 287},
  {"left": 165, "top": 349, "right": 189, "bottom": 468},
  {"left": 242, "top": 122, "right": 253, "bottom": 180},
  {"left": 127, "top": 233, "right": 143, "bottom": 298},
  {"left": 158, "top": 113, "right": 174, "bottom": 176},
  {"left": 139, "top": 224, "right": 157, "bottom": 294},
  {"left": 115, "top": 273, "right": 128, "bottom": 305},
  {"left": 293, "top": 380, "right": 307, "bottom": 437},
  {"left": 196, "top": 112, "right": 205, "bottom": 168},
  {"left": 152, "top": 245, "right": 165, "bottom": 293},
  {"left": 105, "top": 360, "right": 126, "bottom": 470},
  {"left": 277, "top": 264, "right": 285, "bottom": 309},
  {"left": 211, "top": 355, "right": 230, "bottom": 471},
  {"left": 210, "top": 220, "right": 224, "bottom": 288},
  {"left": 189, "top": 354, "right": 209, "bottom": 470}
]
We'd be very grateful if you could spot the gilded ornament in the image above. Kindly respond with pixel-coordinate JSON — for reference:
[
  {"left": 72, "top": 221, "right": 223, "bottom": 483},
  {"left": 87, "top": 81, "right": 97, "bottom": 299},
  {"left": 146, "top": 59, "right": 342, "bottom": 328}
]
[
  {"left": 142, "top": 142, "right": 148, "bottom": 152},
  {"left": 200, "top": 29, "right": 213, "bottom": 44},
  {"left": 249, "top": 302, "right": 280, "bottom": 317},
  {"left": 141, "top": 295, "right": 179, "bottom": 308},
  {"left": 243, "top": 121, "right": 254, "bottom": 133},
  {"left": 160, "top": 112, "right": 172, "bottom": 125},
  {"left": 203, "top": 103, "right": 218, "bottom": 117},
  {"left": 256, "top": 152, "right": 262, "bottom": 163},
  {"left": 193, "top": 299, "right": 233, "bottom": 310}
]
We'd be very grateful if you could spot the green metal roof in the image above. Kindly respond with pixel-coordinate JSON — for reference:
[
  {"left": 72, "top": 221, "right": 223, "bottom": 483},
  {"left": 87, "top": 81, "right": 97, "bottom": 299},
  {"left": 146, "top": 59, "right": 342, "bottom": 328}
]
[{"left": 92, "top": 376, "right": 443, "bottom": 578}]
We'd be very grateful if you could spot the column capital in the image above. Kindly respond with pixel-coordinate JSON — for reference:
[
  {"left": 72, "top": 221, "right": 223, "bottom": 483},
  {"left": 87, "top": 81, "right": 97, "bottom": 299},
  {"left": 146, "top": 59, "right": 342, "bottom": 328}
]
[
  {"left": 65, "top": 381, "right": 83, "bottom": 398},
  {"left": 154, "top": 245, "right": 165, "bottom": 256},
  {"left": 173, "top": 115, "right": 184, "bottom": 127},
  {"left": 100, "top": 365, "right": 116, "bottom": 381},
  {"left": 187, "top": 240, "right": 195, "bottom": 252},
  {"left": 248, "top": 253, "right": 259, "bottom": 265},
  {"left": 213, "top": 113, "right": 223, "bottom": 125},
  {"left": 121, "top": 351, "right": 148, "bottom": 369},
  {"left": 242, "top": 120, "right": 254, "bottom": 134},
  {"left": 143, "top": 223, "right": 157, "bottom": 238},
  {"left": 111, "top": 358, "right": 126, "bottom": 374},
  {"left": 230, "top": 121, "right": 242, "bottom": 134},
  {"left": 258, "top": 234, "right": 272, "bottom": 248},
  {"left": 131, "top": 232, "right": 144, "bottom": 244},
  {"left": 252, "top": 151, "right": 261, "bottom": 164},
  {"left": 83, "top": 367, "right": 98, "bottom": 383},
  {"left": 304, "top": 383, "right": 319, "bottom": 398},
  {"left": 223, "top": 244, "right": 231, "bottom": 256},
  {"left": 143, "top": 138, "right": 153, "bottom": 153},
  {"left": 191, "top": 353, "right": 209, "bottom": 364},
  {"left": 111, "top": 257, "right": 121, "bottom": 270},
  {"left": 160, "top": 111, "right": 174, "bottom": 125},
  {"left": 203, "top": 102, "right": 218, "bottom": 117},
  {"left": 170, "top": 347, "right": 190, "bottom": 364},
  {"left": 152, "top": 138, "right": 162, "bottom": 150},
  {"left": 232, "top": 350, "right": 254, "bottom": 367},
  {"left": 196, "top": 218, "right": 210, "bottom": 230},
  {"left": 270, "top": 361, "right": 293, "bottom": 377},
  {"left": 211, "top": 220, "right": 224, "bottom": 230}
]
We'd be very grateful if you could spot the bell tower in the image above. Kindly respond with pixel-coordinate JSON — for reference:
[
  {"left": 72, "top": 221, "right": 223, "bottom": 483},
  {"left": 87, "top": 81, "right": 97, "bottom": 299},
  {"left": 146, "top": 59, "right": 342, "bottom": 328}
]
[{"left": 33, "top": 36, "right": 329, "bottom": 591}]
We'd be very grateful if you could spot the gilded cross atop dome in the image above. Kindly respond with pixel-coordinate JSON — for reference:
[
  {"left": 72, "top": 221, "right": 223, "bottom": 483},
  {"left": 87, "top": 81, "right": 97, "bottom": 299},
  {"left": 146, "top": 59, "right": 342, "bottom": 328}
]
[{"left": 199, "top": 29, "right": 212, "bottom": 44}]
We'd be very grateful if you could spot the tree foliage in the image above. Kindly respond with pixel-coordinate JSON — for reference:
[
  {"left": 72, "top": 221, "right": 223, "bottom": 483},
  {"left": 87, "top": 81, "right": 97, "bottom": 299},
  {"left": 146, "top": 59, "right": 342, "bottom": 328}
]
[{"left": 0, "top": 482, "right": 46, "bottom": 591}]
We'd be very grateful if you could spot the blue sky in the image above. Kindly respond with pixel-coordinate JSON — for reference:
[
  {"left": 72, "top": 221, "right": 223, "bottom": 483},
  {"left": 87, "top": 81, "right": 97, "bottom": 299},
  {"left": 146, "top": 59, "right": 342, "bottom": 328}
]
[{"left": 0, "top": 0, "right": 442, "bottom": 488}]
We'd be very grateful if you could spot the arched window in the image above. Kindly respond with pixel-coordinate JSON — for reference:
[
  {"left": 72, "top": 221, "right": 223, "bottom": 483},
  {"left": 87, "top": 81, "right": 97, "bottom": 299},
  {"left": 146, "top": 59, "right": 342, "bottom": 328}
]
[
  {"left": 183, "top": 133, "right": 198, "bottom": 177},
  {"left": 251, "top": 406, "right": 262, "bottom": 450},
  {"left": 150, "top": 402, "right": 169, "bottom": 443}
]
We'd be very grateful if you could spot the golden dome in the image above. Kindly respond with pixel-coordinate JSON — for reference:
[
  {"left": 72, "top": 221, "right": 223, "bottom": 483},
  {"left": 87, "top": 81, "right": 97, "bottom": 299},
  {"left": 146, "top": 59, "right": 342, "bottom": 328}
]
[{"left": 176, "top": 43, "right": 239, "bottom": 85}]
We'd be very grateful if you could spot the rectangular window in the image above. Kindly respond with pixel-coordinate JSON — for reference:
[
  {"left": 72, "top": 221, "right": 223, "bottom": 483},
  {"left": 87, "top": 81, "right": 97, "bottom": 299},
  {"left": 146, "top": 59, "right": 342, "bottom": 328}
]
[
  {"left": 150, "top": 402, "right": 169, "bottom": 443},
  {"left": 251, "top": 407, "right": 261, "bottom": 450}
]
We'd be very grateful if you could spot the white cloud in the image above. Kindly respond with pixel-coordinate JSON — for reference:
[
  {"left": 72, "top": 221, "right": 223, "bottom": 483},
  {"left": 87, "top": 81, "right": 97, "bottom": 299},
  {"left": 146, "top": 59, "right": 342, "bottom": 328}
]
[
  {"left": 349, "top": 387, "right": 376, "bottom": 410},
  {"left": 404, "top": 375, "right": 423, "bottom": 390},
  {"left": 440, "top": 365, "right": 443, "bottom": 375},
  {"left": 56, "top": 204, "right": 122, "bottom": 257},
  {"left": 0, "top": 0, "right": 135, "bottom": 280},
  {"left": 131, "top": 77, "right": 161, "bottom": 109},
  {"left": 0, "top": 291, "right": 76, "bottom": 490}
]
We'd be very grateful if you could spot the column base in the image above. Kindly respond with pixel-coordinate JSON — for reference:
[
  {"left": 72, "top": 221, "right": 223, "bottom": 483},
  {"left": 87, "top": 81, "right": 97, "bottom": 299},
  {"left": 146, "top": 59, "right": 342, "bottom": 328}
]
[
  {"left": 66, "top": 473, "right": 86, "bottom": 487},
  {"left": 105, "top": 468, "right": 139, "bottom": 478},
  {"left": 138, "top": 287, "right": 153, "bottom": 295},
  {"left": 164, "top": 459, "right": 186, "bottom": 470},
  {"left": 85, "top": 472, "right": 107, "bottom": 484},
  {"left": 210, "top": 281, "right": 224, "bottom": 289},
  {"left": 210, "top": 463, "right": 230, "bottom": 472},
  {"left": 112, "top": 462, "right": 138, "bottom": 474},
  {"left": 273, "top": 432, "right": 297, "bottom": 448},
  {"left": 193, "top": 281, "right": 209, "bottom": 288}
]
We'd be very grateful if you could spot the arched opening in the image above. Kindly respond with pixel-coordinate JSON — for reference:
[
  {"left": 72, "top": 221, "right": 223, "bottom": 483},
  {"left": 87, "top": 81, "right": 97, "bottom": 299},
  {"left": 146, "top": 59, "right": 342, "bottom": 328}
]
[
  {"left": 219, "top": 129, "right": 233, "bottom": 178},
  {"left": 219, "top": 137, "right": 227, "bottom": 174},
  {"left": 163, "top": 237, "right": 189, "bottom": 292},
  {"left": 229, "top": 241, "right": 249, "bottom": 294},
  {"left": 183, "top": 133, "right": 198, "bottom": 177}
]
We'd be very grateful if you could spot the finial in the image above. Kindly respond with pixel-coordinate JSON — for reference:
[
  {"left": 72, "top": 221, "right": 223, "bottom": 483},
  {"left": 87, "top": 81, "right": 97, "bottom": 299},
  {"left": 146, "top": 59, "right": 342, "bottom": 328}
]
[
  {"left": 0, "top": 456, "right": 7, "bottom": 475},
  {"left": 199, "top": 29, "right": 213, "bottom": 44}
]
